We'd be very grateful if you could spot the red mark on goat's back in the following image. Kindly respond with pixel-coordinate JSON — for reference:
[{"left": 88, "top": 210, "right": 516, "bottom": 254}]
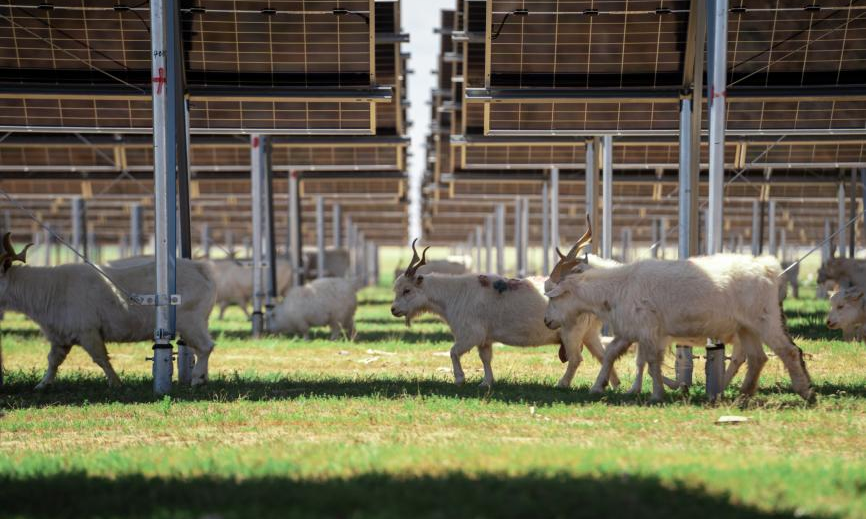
[{"left": 478, "top": 275, "right": 491, "bottom": 287}]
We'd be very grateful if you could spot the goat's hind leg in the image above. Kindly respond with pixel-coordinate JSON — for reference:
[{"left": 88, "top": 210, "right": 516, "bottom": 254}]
[
  {"left": 590, "top": 337, "right": 631, "bottom": 393},
  {"left": 78, "top": 333, "right": 121, "bottom": 387},
  {"left": 477, "top": 342, "right": 494, "bottom": 388},
  {"left": 35, "top": 342, "right": 72, "bottom": 390}
]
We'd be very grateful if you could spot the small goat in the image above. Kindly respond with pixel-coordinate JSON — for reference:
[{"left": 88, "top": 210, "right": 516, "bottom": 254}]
[{"left": 267, "top": 277, "right": 358, "bottom": 340}]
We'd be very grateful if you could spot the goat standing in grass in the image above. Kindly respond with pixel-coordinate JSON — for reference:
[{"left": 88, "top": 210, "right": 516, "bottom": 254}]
[
  {"left": 0, "top": 233, "right": 217, "bottom": 388},
  {"left": 544, "top": 248, "right": 814, "bottom": 403},
  {"left": 390, "top": 239, "right": 617, "bottom": 388}
]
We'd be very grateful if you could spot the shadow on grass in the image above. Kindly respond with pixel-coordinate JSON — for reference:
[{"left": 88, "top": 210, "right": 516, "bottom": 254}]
[
  {"left": 2, "top": 371, "right": 850, "bottom": 410},
  {"left": 0, "top": 471, "right": 803, "bottom": 519}
]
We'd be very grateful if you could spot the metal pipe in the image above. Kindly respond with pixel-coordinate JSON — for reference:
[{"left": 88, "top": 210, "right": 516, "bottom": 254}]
[
  {"left": 660, "top": 218, "right": 668, "bottom": 259},
  {"left": 316, "top": 196, "right": 326, "bottom": 278},
  {"left": 705, "top": 343, "right": 726, "bottom": 402},
  {"left": 42, "top": 227, "right": 51, "bottom": 265},
  {"left": 706, "top": 0, "right": 728, "bottom": 255},
  {"left": 475, "top": 226, "right": 483, "bottom": 273},
  {"left": 584, "top": 141, "right": 598, "bottom": 254},
  {"left": 551, "top": 166, "right": 560, "bottom": 254},
  {"left": 678, "top": 98, "right": 699, "bottom": 259},
  {"left": 862, "top": 169, "right": 866, "bottom": 250},
  {"left": 71, "top": 196, "right": 87, "bottom": 262},
  {"left": 130, "top": 204, "right": 143, "bottom": 256},
  {"left": 496, "top": 204, "right": 505, "bottom": 274},
  {"left": 838, "top": 183, "right": 847, "bottom": 257},
  {"left": 288, "top": 171, "right": 303, "bottom": 286},
  {"left": 332, "top": 204, "right": 342, "bottom": 249},
  {"left": 521, "top": 198, "right": 530, "bottom": 275},
  {"left": 485, "top": 215, "right": 494, "bottom": 273},
  {"left": 541, "top": 182, "right": 550, "bottom": 273},
  {"left": 514, "top": 197, "right": 522, "bottom": 275},
  {"left": 150, "top": 0, "right": 176, "bottom": 395},
  {"left": 651, "top": 220, "right": 660, "bottom": 258},
  {"left": 850, "top": 169, "right": 857, "bottom": 258},
  {"left": 768, "top": 199, "right": 777, "bottom": 256},
  {"left": 602, "top": 135, "right": 613, "bottom": 259},
  {"left": 250, "top": 134, "right": 265, "bottom": 338},
  {"left": 263, "top": 137, "right": 277, "bottom": 318}
]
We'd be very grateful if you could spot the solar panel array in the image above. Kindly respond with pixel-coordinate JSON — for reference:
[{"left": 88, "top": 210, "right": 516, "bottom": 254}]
[
  {"left": 0, "top": 0, "right": 410, "bottom": 247},
  {"left": 423, "top": 0, "right": 866, "bottom": 253}
]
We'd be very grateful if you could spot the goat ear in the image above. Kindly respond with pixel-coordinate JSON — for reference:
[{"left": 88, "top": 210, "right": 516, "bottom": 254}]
[
  {"left": 847, "top": 289, "right": 864, "bottom": 302},
  {"left": 414, "top": 275, "right": 424, "bottom": 286},
  {"left": 544, "top": 284, "right": 567, "bottom": 299}
]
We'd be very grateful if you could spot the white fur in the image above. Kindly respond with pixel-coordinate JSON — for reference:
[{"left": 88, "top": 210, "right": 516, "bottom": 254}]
[
  {"left": 209, "top": 258, "right": 293, "bottom": 319},
  {"left": 390, "top": 272, "right": 618, "bottom": 388},
  {"left": 0, "top": 259, "right": 217, "bottom": 389},
  {"left": 827, "top": 288, "right": 866, "bottom": 339},
  {"left": 267, "top": 277, "right": 357, "bottom": 340},
  {"left": 544, "top": 254, "right": 814, "bottom": 402}
]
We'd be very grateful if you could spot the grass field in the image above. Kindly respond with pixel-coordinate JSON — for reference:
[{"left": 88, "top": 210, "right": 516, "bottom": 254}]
[{"left": 2, "top": 280, "right": 866, "bottom": 519}]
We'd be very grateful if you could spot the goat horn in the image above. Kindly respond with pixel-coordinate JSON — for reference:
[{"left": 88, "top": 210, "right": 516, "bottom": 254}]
[
  {"left": 405, "top": 238, "right": 427, "bottom": 277},
  {"left": 1, "top": 233, "right": 32, "bottom": 272},
  {"left": 555, "top": 247, "right": 566, "bottom": 260}
]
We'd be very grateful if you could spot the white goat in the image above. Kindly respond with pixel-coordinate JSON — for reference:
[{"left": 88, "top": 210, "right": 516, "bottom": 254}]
[
  {"left": 210, "top": 257, "right": 293, "bottom": 319},
  {"left": 0, "top": 234, "right": 217, "bottom": 388},
  {"left": 390, "top": 240, "right": 619, "bottom": 388},
  {"left": 544, "top": 253, "right": 814, "bottom": 402},
  {"left": 266, "top": 277, "right": 358, "bottom": 340},
  {"left": 827, "top": 288, "right": 866, "bottom": 339}
]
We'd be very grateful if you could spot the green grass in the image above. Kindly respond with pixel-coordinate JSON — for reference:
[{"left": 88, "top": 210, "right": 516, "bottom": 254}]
[{"left": 2, "top": 283, "right": 866, "bottom": 519}]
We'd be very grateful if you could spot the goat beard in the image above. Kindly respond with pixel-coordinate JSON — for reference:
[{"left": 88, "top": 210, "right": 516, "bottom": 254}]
[{"left": 404, "top": 308, "right": 423, "bottom": 328}]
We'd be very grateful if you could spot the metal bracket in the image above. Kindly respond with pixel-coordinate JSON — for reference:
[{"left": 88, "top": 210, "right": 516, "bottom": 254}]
[{"left": 130, "top": 294, "right": 182, "bottom": 306}]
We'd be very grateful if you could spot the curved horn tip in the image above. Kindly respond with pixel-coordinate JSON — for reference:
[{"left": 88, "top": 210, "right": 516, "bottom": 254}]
[{"left": 555, "top": 247, "right": 566, "bottom": 260}]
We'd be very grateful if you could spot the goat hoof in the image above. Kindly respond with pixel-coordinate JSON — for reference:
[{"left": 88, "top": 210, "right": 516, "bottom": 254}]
[
  {"left": 454, "top": 377, "right": 465, "bottom": 387},
  {"left": 555, "top": 380, "right": 570, "bottom": 389},
  {"left": 589, "top": 385, "right": 605, "bottom": 394},
  {"left": 478, "top": 381, "right": 492, "bottom": 389}
]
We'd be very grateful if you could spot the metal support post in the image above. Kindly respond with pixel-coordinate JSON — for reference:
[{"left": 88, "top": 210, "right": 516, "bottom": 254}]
[
  {"left": 485, "top": 215, "right": 493, "bottom": 273},
  {"left": 706, "top": 342, "right": 726, "bottom": 402},
  {"left": 602, "top": 135, "right": 613, "bottom": 259},
  {"left": 263, "top": 137, "right": 277, "bottom": 331},
  {"left": 584, "top": 141, "right": 599, "bottom": 254},
  {"left": 316, "top": 196, "right": 326, "bottom": 278},
  {"left": 250, "top": 134, "right": 265, "bottom": 338},
  {"left": 521, "top": 197, "right": 530, "bottom": 275},
  {"left": 706, "top": 0, "right": 728, "bottom": 255},
  {"left": 514, "top": 197, "right": 522, "bottom": 275},
  {"left": 288, "top": 171, "right": 303, "bottom": 286},
  {"left": 150, "top": 0, "right": 177, "bottom": 395},
  {"left": 838, "top": 183, "right": 847, "bottom": 258},
  {"left": 200, "top": 224, "right": 210, "bottom": 258},
  {"left": 551, "top": 166, "right": 560, "bottom": 254},
  {"left": 768, "top": 199, "right": 777, "bottom": 257},
  {"left": 541, "top": 182, "right": 550, "bottom": 273},
  {"left": 496, "top": 204, "right": 505, "bottom": 274},
  {"left": 850, "top": 169, "right": 857, "bottom": 258},
  {"left": 475, "top": 226, "right": 483, "bottom": 273},
  {"left": 71, "top": 196, "right": 87, "bottom": 261},
  {"left": 131, "top": 205, "right": 143, "bottom": 257},
  {"left": 332, "top": 204, "right": 342, "bottom": 249}
]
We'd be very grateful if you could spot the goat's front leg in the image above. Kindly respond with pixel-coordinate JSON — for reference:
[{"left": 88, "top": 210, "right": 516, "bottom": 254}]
[
  {"left": 449, "top": 340, "right": 475, "bottom": 386},
  {"left": 643, "top": 341, "right": 666, "bottom": 403},
  {"left": 590, "top": 337, "right": 631, "bottom": 393}
]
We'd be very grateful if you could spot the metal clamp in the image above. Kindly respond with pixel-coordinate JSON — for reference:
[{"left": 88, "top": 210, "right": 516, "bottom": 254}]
[{"left": 130, "top": 294, "right": 182, "bottom": 306}]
